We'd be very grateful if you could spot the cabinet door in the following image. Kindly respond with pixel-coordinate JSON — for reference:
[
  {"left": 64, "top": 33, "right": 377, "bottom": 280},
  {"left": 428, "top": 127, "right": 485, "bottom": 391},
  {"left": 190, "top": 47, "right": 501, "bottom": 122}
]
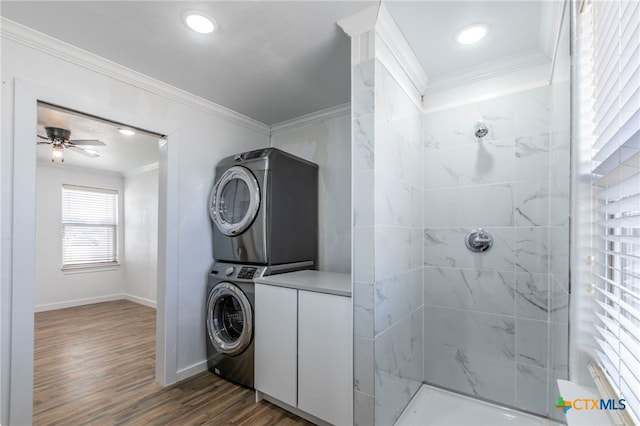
[
  {"left": 254, "top": 284, "right": 298, "bottom": 407},
  {"left": 298, "top": 291, "right": 352, "bottom": 425}
]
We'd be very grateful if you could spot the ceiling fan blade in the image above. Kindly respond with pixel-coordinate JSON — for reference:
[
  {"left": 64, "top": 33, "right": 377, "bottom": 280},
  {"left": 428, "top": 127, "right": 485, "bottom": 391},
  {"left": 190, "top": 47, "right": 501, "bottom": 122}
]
[
  {"left": 37, "top": 134, "right": 49, "bottom": 140},
  {"left": 37, "top": 141, "right": 52, "bottom": 145},
  {"left": 67, "top": 145, "right": 100, "bottom": 158},
  {"left": 68, "top": 139, "right": 106, "bottom": 146}
]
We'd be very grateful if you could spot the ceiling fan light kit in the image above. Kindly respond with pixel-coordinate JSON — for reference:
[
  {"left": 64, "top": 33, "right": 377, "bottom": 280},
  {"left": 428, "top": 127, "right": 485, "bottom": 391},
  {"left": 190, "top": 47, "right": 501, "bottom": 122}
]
[
  {"left": 51, "top": 145, "right": 64, "bottom": 162},
  {"left": 37, "top": 126, "right": 106, "bottom": 163}
]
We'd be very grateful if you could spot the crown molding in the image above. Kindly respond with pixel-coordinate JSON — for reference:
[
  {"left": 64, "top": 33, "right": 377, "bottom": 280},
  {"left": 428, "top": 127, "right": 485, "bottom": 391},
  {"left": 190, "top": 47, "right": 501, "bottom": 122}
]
[
  {"left": 270, "top": 103, "right": 350, "bottom": 135},
  {"left": 1, "top": 17, "right": 270, "bottom": 136},
  {"left": 338, "top": 3, "right": 429, "bottom": 107},
  {"left": 337, "top": 4, "right": 380, "bottom": 38},
  {"left": 426, "top": 49, "right": 551, "bottom": 94},
  {"left": 375, "top": 4, "right": 429, "bottom": 96},
  {"left": 124, "top": 162, "right": 159, "bottom": 178}
]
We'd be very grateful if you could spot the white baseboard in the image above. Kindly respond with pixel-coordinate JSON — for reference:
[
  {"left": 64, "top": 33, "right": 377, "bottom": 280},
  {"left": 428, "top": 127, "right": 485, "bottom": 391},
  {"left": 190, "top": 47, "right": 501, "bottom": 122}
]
[
  {"left": 123, "top": 293, "right": 157, "bottom": 309},
  {"left": 34, "top": 293, "right": 124, "bottom": 312},
  {"left": 176, "top": 360, "right": 208, "bottom": 381}
]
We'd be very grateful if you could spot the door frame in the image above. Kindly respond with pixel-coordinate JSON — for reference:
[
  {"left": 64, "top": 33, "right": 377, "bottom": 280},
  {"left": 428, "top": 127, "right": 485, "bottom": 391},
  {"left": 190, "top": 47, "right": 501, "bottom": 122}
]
[{"left": 7, "top": 78, "right": 179, "bottom": 424}]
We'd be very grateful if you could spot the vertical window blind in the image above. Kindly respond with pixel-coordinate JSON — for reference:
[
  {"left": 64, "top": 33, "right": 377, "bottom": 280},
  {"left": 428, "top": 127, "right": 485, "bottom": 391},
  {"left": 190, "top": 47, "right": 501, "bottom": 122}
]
[
  {"left": 590, "top": 0, "right": 640, "bottom": 421},
  {"left": 61, "top": 184, "right": 118, "bottom": 267}
]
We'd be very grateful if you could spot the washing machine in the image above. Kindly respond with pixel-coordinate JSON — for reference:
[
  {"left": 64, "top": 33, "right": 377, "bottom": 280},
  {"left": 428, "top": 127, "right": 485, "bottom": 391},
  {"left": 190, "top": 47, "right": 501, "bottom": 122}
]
[
  {"left": 209, "top": 148, "right": 318, "bottom": 265},
  {"left": 205, "top": 261, "right": 311, "bottom": 388}
]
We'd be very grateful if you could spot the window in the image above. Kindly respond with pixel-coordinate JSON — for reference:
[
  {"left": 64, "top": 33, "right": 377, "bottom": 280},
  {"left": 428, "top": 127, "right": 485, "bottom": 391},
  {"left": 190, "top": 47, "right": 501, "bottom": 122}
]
[
  {"left": 61, "top": 184, "right": 119, "bottom": 268},
  {"left": 587, "top": 0, "right": 640, "bottom": 422}
]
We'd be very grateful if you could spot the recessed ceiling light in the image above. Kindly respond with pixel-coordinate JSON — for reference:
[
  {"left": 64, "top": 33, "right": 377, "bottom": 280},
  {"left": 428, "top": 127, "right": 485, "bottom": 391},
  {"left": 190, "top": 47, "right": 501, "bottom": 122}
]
[
  {"left": 118, "top": 128, "right": 135, "bottom": 136},
  {"left": 184, "top": 12, "right": 215, "bottom": 34},
  {"left": 456, "top": 25, "right": 488, "bottom": 45}
]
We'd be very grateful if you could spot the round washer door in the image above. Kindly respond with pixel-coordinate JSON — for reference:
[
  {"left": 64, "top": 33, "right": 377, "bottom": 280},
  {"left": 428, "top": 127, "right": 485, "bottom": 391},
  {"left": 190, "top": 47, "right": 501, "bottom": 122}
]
[
  {"left": 209, "top": 166, "right": 260, "bottom": 236},
  {"left": 206, "top": 282, "right": 253, "bottom": 356}
]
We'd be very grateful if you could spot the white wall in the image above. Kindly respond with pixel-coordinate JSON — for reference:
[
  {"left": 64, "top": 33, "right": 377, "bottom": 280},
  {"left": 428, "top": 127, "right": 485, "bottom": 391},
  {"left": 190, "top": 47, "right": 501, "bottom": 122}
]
[
  {"left": 35, "top": 164, "right": 125, "bottom": 311},
  {"left": 270, "top": 108, "right": 351, "bottom": 273},
  {"left": 1, "top": 23, "right": 269, "bottom": 424},
  {"left": 124, "top": 167, "right": 159, "bottom": 307}
]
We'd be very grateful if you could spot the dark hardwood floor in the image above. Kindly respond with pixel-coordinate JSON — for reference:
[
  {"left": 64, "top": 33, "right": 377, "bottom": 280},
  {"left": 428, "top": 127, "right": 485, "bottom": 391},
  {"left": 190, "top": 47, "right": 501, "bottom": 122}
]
[{"left": 34, "top": 300, "right": 312, "bottom": 425}]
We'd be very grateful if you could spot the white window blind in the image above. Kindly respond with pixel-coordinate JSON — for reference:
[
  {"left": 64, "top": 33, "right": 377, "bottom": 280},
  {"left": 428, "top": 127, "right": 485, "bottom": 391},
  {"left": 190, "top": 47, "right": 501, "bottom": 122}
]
[
  {"left": 590, "top": 0, "right": 640, "bottom": 420},
  {"left": 61, "top": 184, "right": 118, "bottom": 267}
]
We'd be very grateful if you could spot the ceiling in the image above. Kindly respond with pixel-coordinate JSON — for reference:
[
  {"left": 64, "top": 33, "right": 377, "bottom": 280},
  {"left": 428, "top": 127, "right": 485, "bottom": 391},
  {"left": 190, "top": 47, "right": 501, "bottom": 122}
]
[
  {"left": 385, "top": 1, "right": 550, "bottom": 88},
  {"left": 4, "top": 1, "right": 552, "bottom": 127},
  {"left": 2, "top": 1, "right": 373, "bottom": 126},
  {"left": 5, "top": 0, "right": 561, "bottom": 174},
  {"left": 37, "top": 103, "right": 160, "bottom": 175}
]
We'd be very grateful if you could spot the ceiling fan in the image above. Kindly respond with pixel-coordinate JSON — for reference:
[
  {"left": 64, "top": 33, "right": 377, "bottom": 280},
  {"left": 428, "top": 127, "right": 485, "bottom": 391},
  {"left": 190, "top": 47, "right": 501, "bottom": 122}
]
[{"left": 37, "top": 126, "right": 106, "bottom": 162}]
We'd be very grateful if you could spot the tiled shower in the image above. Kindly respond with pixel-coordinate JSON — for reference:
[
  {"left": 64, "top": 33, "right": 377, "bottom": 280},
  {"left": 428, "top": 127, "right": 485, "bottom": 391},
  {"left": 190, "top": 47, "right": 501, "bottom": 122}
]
[{"left": 350, "top": 7, "right": 570, "bottom": 426}]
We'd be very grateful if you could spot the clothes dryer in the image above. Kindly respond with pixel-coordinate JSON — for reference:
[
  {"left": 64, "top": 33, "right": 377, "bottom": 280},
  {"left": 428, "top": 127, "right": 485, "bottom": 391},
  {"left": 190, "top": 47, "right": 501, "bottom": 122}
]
[{"left": 209, "top": 148, "right": 318, "bottom": 265}]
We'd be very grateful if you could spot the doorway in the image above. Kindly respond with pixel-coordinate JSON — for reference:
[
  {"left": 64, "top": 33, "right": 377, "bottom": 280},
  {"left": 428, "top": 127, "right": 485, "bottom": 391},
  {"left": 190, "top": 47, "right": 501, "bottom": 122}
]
[
  {"left": 33, "top": 102, "right": 162, "bottom": 420},
  {"left": 6, "top": 80, "right": 180, "bottom": 425}
]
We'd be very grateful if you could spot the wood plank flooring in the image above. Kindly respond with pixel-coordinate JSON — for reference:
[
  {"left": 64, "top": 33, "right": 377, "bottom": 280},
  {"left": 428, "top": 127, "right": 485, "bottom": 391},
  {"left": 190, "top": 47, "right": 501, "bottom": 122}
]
[{"left": 34, "top": 300, "right": 312, "bottom": 426}]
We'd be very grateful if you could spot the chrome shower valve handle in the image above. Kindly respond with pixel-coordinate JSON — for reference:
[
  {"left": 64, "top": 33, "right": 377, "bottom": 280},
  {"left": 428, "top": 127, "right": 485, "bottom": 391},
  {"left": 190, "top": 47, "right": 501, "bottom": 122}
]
[{"left": 465, "top": 228, "right": 494, "bottom": 252}]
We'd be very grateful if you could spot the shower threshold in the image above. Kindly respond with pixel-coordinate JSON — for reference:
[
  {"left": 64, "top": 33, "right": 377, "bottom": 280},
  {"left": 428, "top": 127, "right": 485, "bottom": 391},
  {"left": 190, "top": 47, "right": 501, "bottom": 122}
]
[{"left": 395, "top": 384, "right": 563, "bottom": 426}]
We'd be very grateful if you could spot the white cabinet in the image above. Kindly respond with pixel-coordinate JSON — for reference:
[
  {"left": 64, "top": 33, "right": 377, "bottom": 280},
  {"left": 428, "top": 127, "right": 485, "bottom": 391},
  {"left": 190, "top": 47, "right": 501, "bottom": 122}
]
[
  {"left": 254, "top": 284, "right": 298, "bottom": 407},
  {"left": 298, "top": 290, "right": 352, "bottom": 426},
  {"left": 254, "top": 283, "right": 353, "bottom": 426}
]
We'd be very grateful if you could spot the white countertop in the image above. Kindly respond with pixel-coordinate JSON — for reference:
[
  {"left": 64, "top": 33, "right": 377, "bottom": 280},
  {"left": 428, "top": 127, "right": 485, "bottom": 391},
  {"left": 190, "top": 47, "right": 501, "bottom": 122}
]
[{"left": 255, "top": 270, "right": 351, "bottom": 297}]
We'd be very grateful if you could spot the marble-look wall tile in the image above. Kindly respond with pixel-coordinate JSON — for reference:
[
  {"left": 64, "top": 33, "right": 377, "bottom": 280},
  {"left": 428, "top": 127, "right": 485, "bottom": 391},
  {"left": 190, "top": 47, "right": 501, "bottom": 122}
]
[
  {"left": 424, "top": 267, "right": 515, "bottom": 316},
  {"left": 375, "top": 268, "right": 422, "bottom": 334},
  {"left": 354, "top": 281, "right": 374, "bottom": 339},
  {"left": 412, "top": 187, "right": 423, "bottom": 229},
  {"left": 398, "top": 308, "right": 424, "bottom": 383},
  {"left": 354, "top": 227, "right": 374, "bottom": 283},
  {"left": 376, "top": 61, "right": 415, "bottom": 129},
  {"left": 515, "top": 227, "right": 549, "bottom": 274},
  {"left": 419, "top": 83, "right": 569, "bottom": 422},
  {"left": 515, "top": 272, "right": 549, "bottom": 321},
  {"left": 355, "top": 337, "right": 375, "bottom": 394},
  {"left": 424, "top": 184, "right": 514, "bottom": 228},
  {"left": 354, "top": 170, "right": 374, "bottom": 227},
  {"left": 375, "top": 308, "right": 422, "bottom": 374},
  {"left": 376, "top": 227, "right": 416, "bottom": 279},
  {"left": 549, "top": 227, "right": 569, "bottom": 278},
  {"left": 516, "top": 364, "right": 549, "bottom": 415},
  {"left": 423, "top": 139, "right": 515, "bottom": 189},
  {"left": 513, "top": 85, "right": 551, "bottom": 136},
  {"left": 549, "top": 321, "right": 569, "bottom": 372},
  {"left": 424, "top": 227, "right": 515, "bottom": 272},
  {"left": 354, "top": 390, "right": 375, "bottom": 426},
  {"left": 515, "top": 133, "right": 550, "bottom": 182},
  {"left": 550, "top": 81, "right": 570, "bottom": 132},
  {"left": 424, "top": 98, "right": 515, "bottom": 150},
  {"left": 423, "top": 342, "right": 516, "bottom": 406},
  {"left": 353, "top": 59, "right": 375, "bottom": 118},
  {"left": 515, "top": 180, "right": 549, "bottom": 226},
  {"left": 550, "top": 280, "right": 569, "bottom": 324},
  {"left": 424, "top": 307, "right": 515, "bottom": 362},
  {"left": 354, "top": 114, "right": 375, "bottom": 171},
  {"left": 374, "top": 369, "right": 421, "bottom": 426},
  {"left": 375, "top": 172, "right": 413, "bottom": 227},
  {"left": 516, "top": 318, "right": 548, "bottom": 368}
]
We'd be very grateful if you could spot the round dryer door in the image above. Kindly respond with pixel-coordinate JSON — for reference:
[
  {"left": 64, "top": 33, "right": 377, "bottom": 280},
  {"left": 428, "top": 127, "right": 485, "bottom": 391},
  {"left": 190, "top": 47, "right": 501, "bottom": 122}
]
[
  {"left": 206, "top": 282, "right": 253, "bottom": 356},
  {"left": 209, "top": 166, "right": 260, "bottom": 236}
]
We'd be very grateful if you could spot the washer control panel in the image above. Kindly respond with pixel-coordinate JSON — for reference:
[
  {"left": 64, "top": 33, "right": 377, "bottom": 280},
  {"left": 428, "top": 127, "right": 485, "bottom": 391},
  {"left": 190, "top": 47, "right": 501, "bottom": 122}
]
[
  {"left": 209, "top": 262, "right": 265, "bottom": 281},
  {"left": 237, "top": 267, "right": 257, "bottom": 279}
]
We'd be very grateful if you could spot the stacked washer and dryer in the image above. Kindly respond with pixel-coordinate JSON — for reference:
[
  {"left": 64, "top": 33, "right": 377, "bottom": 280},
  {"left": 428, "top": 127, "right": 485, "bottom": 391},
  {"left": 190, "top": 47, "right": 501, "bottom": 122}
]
[{"left": 205, "top": 148, "right": 318, "bottom": 389}]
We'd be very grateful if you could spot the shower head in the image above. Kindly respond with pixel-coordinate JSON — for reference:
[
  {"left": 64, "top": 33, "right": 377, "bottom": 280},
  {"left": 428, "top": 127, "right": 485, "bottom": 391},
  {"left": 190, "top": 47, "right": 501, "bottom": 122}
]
[{"left": 474, "top": 121, "right": 489, "bottom": 139}]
